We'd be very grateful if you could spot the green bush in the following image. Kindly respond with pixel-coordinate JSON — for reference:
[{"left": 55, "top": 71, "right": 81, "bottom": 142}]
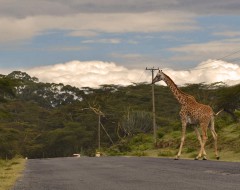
[
  {"left": 185, "top": 147, "right": 195, "bottom": 153},
  {"left": 107, "top": 147, "right": 124, "bottom": 156},
  {"left": 84, "top": 148, "right": 96, "bottom": 157},
  {"left": 157, "top": 150, "right": 175, "bottom": 157},
  {"left": 215, "top": 114, "right": 234, "bottom": 129},
  {"left": 131, "top": 134, "right": 153, "bottom": 144},
  {"left": 157, "top": 131, "right": 164, "bottom": 139},
  {"left": 131, "top": 151, "right": 147, "bottom": 157},
  {"left": 106, "top": 141, "right": 132, "bottom": 156}
]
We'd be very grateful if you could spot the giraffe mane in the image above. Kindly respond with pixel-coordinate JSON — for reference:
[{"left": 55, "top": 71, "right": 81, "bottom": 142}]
[{"left": 163, "top": 72, "right": 196, "bottom": 100}]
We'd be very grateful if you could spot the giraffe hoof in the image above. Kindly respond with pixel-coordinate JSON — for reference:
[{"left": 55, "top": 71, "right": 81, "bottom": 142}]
[
  {"left": 174, "top": 156, "right": 179, "bottom": 160},
  {"left": 216, "top": 156, "right": 220, "bottom": 160},
  {"left": 194, "top": 157, "right": 199, "bottom": 160},
  {"left": 202, "top": 157, "right": 207, "bottom": 160}
]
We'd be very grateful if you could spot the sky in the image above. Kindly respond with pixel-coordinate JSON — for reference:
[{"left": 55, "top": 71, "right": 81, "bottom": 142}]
[{"left": 0, "top": 0, "right": 240, "bottom": 88}]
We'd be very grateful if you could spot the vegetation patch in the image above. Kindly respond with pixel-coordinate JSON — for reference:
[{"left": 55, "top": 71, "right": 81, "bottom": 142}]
[
  {"left": 0, "top": 71, "right": 239, "bottom": 161},
  {"left": 130, "top": 151, "right": 148, "bottom": 157},
  {"left": 157, "top": 149, "right": 175, "bottom": 157},
  {"left": 0, "top": 157, "right": 26, "bottom": 190}
]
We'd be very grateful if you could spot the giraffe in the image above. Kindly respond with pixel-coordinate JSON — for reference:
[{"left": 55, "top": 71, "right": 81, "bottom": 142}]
[{"left": 152, "top": 70, "right": 223, "bottom": 160}]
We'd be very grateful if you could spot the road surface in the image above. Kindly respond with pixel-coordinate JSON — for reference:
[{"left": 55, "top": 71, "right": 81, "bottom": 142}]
[{"left": 13, "top": 157, "right": 240, "bottom": 190}]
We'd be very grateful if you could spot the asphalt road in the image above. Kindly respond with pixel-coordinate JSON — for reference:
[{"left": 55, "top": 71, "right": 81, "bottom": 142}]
[{"left": 13, "top": 157, "right": 240, "bottom": 190}]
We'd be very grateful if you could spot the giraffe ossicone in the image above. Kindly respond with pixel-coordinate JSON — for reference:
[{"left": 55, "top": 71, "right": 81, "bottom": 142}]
[{"left": 153, "top": 70, "right": 223, "bottom": 160}]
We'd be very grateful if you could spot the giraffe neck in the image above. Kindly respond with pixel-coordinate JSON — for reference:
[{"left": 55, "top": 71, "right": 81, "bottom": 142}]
[{"left": 163, "top": 74, "right": 188, "bottom": 105}]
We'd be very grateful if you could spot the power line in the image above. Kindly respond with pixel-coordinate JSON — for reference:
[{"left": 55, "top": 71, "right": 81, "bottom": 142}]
[
  {"left": 229, "top": 57, "right": 240, "bottom": 63},
  {"left": 216, "top": 49, "right": 240, "bottom": 61},
  {"left": 137, "top": 69, "right": 148, "bottom": 83},
  {"left": 184, "top": 49, "right": 240, "bottom": 71}
]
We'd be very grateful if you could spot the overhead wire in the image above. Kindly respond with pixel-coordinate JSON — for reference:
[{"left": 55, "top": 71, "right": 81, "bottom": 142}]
[
  {"left": 184, "top": 48, "right": 240, "bottom": 71},
  {"left": 136, "top": 69, "right": 149, "bottom": 83},
  {"left": 216, "top": 49, "right": 240, "bottom": 61},
  {"left": 229, "top": 57, "right": 240, "bottom": 63},
  {"left": 131, "top": 48, "right": 240, "bottom": 86}
]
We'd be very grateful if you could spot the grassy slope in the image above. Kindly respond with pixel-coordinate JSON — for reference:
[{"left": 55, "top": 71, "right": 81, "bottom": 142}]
[
  {"left": 0, "top": 157, "right": 26, "bottom": 190},
  {"left": 106, "top": 122, "right": 240, "bottom": 162}
]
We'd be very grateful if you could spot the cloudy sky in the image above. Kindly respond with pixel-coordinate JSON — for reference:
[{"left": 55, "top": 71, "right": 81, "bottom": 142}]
[{"left": 0, "top": 0, "right": 240, "bottom": 88}]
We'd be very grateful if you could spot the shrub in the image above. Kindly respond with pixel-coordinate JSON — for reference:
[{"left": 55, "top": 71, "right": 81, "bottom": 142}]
[
  {"left": 157, "top": 131, "right": 164, "bottom": 139},
  {"left": 185, "top": 147, "right": 195, "bottom": 153},
  {"left": 157, "top": 150, "right": 175, "bottom": 157},
  {"left": 131, "top": 151, "right": 147, "bottom": 157}
]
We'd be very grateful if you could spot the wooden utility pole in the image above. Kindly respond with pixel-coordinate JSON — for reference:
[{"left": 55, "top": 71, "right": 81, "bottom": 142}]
[
  {"left": 98, "top": 114, "right": 101, "bottom": 151},
  {"left": 89, "top": 106, "right": 105, "bottom": 152},
  {"left": 146, "top": 67, "right": 159, "bottom": 144},
  {"left": 81, "top": 106, "right": 104, "bottom": 152}
]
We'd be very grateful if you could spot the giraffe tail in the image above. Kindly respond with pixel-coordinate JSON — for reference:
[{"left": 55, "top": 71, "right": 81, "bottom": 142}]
[{"left": 214, "top": 109, "right": 224, "bottom": 116}]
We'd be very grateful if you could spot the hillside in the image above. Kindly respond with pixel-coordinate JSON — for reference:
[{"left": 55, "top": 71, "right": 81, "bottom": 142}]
[{"left": 0, "top": 71, "right": 239, "bottom": 159}]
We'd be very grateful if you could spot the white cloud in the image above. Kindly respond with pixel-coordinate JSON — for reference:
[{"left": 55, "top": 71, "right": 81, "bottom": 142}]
[
  {"left": 213, "top": 31, "right": 240, "bottom": 37},
  {"left": 0, "top": 17, "right": 40, "bottom": 42},
  {"left": 0, "top": 68, "right": 11, "bottom": 75},
  {"left": 160, "top": 60, "right": 240, "bottom": 86},
  {"left": 46, "top": 46, "right": 89, "bottom": 52},
  {"left": 1, "top": 0, "right": 240, "bottom": 18},
  {"left": 168, "top": 39, "right": 240, "bottom": 63},
  {"left": 26, "top": 61, "right": 151, "bottom": 88},
  {"left": 170, "top": 39, "right": 240, "bottom": 54},
  {"left": 82, "top": 38, "right": 121, "bottom": 44},
  {"left": 0, "top": 11, "right": 197, "bottom": 43},
  {"left": 25, "top": 60, "right": 240, "bottom": 89},
  {"left": 68, "top": 30, "right": 98, "bottom": 37}
]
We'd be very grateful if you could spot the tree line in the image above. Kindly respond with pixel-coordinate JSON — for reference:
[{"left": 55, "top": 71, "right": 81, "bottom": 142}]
[{"left": 0, "top": 71, "right": 239, "bottom": 158}]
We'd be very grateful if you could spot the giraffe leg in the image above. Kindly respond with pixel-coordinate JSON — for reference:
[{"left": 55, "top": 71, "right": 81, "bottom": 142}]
[
  {"left": 201, "top": 129, "right": 208, "bottom": 160},
  {"left": 175, "top": 122, "right": 186, "bottom": 160},
  {"left": 194, "top": 127, "right": 206, "bottom": 160},
  {"left": 210, "top": 130, "right": 219, "bottom": 159},
  {"left": 210, "top": 117, "right": 219, "bottom": 160},
  {"left": 196, "top": 125, "right": 208, "bottom": 160},
  {"left": 202, "top": 136, "right": 208, "bottom": 160}
]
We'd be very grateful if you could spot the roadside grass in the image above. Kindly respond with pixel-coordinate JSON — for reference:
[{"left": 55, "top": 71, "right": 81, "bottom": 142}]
[
  {"left": 106, "top": 122, "right": 240, "bottom": 162},
  {"left": 0, "top": 157, "right": 26, "bottom": 190},
  {"left": 119, "top": 146, "right": 240, "bottom": 162}
]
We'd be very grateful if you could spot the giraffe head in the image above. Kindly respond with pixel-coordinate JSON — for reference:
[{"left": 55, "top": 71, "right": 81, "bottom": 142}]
[{"left": 152, "top": 70, "right": 165, "bottom": 84}]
